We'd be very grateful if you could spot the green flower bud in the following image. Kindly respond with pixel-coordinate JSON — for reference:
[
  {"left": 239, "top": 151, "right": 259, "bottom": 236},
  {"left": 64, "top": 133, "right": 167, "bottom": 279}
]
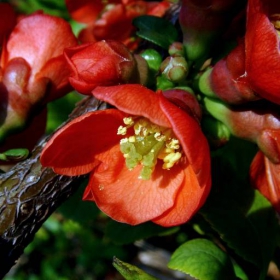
[
  {"left": 160, "top": 56, "right": 189, "bottom": 83},
  {"left": 140, "top": 49, "right": 162, "bottom": 73},
  {"left": 156, "top": 75, "right": 175, "bottom": 90}
]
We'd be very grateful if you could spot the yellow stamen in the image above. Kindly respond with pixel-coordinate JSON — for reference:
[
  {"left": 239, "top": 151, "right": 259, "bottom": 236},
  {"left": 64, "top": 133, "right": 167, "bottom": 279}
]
[{"left": 118, "top": 116, "right": 183, "bottom": 179}]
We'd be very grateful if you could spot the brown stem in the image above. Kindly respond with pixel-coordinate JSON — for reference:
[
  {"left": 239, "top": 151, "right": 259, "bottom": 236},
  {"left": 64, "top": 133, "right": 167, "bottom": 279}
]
[{"left": 0, "top": 97, "right": 107, "bottom": 278}]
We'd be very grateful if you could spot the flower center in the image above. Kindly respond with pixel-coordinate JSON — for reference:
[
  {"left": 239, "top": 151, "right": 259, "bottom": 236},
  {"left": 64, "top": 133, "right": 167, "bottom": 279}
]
[{"left": 117, "top": 116, "right": 182, "bottom": 180}]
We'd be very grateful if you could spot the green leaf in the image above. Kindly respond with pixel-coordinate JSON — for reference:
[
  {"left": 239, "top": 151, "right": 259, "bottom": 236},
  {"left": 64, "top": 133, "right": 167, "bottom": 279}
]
[
  {"left": 168, "top": 238, "right": 236, "bottom": 280},
  {"left": 105, "top": 220, "right": 178, "bottom": 245},
  {"left": 0, "top": 148, "right": 29, "bottom": 161},
  {"left": 133, "top": 15, "right": 178, "bottom": 49},
  {"left": 200, "top": 138, "right": 279, "bottom": 279},
  {"left": 113, "top": 257, "right": 157, "bottom": 280},
  {"left": 46, "top": 92, "right": 83, "bottom": 133}
]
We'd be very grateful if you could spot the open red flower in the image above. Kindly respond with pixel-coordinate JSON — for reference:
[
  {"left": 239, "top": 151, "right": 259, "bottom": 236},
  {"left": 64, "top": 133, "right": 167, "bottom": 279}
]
[
  {"left": 41, "top": 84, "right": 211, "bottom": 227},
  {"left": 66, "top": 0, "right": 170, "bottom": 48},
  {"left": 245, "top": 0, "right": 280, "bottom": 104},
  {"left": 0, "top": 12, "right": 77, "bottom": 141}
]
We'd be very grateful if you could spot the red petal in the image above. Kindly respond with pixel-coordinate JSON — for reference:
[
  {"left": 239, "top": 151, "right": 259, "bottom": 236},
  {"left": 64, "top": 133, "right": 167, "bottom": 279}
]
[
  {"left": 246, "top": 0, "right": 280, "bottom": 104},
  {"left": 41, "top": 109, "right": 126, "bottom": 176},
  {"left": 85, "top": 145, "right": 185, "bottom": 225},
  {"left": 65, "top": 0, "right": 104, "bottom": 23},
  {"left": 152, "top": 161, "right": 209, "bottom": 227},
  {"left": 92, "top": 85, "right": 171, "bottom": 128},
  {"left": 159, "top": 95, "right": 211, "bottom": 190},
  {"left": 250, "top": 151, "right": 280, "bottom": 211},
  {"left": 4, "top": 13, "right": 77, "bottom": 77}
]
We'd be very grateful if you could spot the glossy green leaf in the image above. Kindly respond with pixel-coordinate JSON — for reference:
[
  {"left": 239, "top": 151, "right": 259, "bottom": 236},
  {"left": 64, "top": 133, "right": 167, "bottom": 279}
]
[
  {"left": 113, "top": 257, "right": 157, "bottom": 280},
  {"left": 105, "top": 220, "right": 178, "bottom": 245},
  {"left": 168, "top": 238, "right": 236, "bottom": 280},
  {"left": 133, "top": 15, "right": 178, "bottom": 49}
]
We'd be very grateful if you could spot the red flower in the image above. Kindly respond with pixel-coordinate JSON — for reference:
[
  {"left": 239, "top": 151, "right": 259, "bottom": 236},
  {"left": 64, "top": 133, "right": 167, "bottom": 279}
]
[
  {"left": 66, "top": 0, "right": 170, "bottom": 48},
  {"left": 246, "top": 0, "right": 280, "bottom": 104},
  {"left": 64, "top": 40, "right": 140, "bottom": 95},
  {"left": 0, "top": 12, "right": 77, "bottom": 140},
  {"left": 41, "top": 84, "right": 211, "bottom": 227},
  {"left": 250, "top": 151, "right": 280, "bottom": 212}
]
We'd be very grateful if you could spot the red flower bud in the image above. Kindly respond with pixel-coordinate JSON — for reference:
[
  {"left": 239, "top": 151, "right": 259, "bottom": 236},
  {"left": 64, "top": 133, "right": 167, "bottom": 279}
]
[
  {"left": 199, "top": 40, "right": 258, "bottom": 104},
  {"left": 250, "top": 151, "right": 280, "bottom": 212},
  {"left": 0, "top": 13, "right": 77, "bottom": 140},
  {"left": 64, "top": 40, "right": 143, "bottom": 95}
]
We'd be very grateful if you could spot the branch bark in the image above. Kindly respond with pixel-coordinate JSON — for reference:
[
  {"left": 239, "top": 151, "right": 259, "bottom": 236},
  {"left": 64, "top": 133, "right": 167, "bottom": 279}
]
[{"left": 0, "top": 97, "right": 107, "bottom": 279}]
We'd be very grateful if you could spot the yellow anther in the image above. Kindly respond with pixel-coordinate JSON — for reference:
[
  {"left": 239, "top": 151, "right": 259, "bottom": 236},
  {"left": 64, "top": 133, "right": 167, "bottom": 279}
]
[
  {"left": 123, "top": 117, "right": 134, "bottom": 125},
  {"left": 154, "top": 132, "right": 166, "bottom": 141},
  {"left": 128, "top": 136, "right": 136, "bottom": 142},
  {"left": 162, "top": 152, "right": 182, "bottom": 169},
  {"left": 118, "top": 116, "right": 183, "bottom": 179},
  {"left": 120, "top": 138, "right": 128, "bottom": 144},
  {"left": 167, "top": 138, "right": 180, "bottom": 149},
  {"left": 117, "top": 126, "right": 127, "bottom": 135}
]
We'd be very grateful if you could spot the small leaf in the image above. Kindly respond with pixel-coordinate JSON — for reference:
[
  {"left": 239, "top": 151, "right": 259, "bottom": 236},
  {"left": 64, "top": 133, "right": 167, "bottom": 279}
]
[
  {"left": 113, "top": 257, "right": 157, "bottom": 280},
  {"left": 0, "top": 148, "right": 29, "bottom": 161},
  {"left": 133, "top": 15, "right": 178, "bottom": 49},
  {"left": 168, "top": 238, "right": 236, "bottom": 280},
  {"left": 105, "top": 220, "right": 178, "bottom": 245}
]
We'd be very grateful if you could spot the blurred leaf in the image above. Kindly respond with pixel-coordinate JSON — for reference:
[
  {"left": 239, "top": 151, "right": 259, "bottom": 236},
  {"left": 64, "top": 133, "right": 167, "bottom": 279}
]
[
  {"left": 133, "top": 15, "right": 178, "bottom": 49},
  {"left": 232, "top": 260, "right": 249, "bottom": 280},
  {"left": 46, "top": 92, "right": 83, "bottom": 134},
  {"left": 105, "top": 220, "right": 179, "bottom": 245},
  {"left": 113, "top": 257, "right": 157, "bottom": 280},
  {"left": 0, "top": 148, "right": 29, "bottom": 161},
  {"left": 10, "top": 0, "right": 70, "bottom": 19},
  {"left": 168, "top": 238, "right": 236, "bottom": 280},
  {"left": 57, "top": 178, "right": 100, "bottom": 226},
  {"left": 200, "top": 138, "right": 279, "bottom": 280}
]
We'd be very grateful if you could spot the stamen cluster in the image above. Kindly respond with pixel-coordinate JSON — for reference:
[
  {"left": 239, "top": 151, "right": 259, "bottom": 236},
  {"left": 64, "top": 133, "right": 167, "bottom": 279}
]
[{"left": 117, "top": 116, "right": 182, "bottom": 180}]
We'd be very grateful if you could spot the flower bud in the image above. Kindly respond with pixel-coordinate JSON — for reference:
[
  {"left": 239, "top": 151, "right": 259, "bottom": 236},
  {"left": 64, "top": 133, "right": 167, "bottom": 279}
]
[
  {"left": 198, "top": 40, "right": 259, "bottom": 104},
  {"left": 0, "top": 13, "right": 77, "bottom": 141},
  {"left": 204, "top": 97, "right": 280, "bottom": 162},
  {"left": 160, "top": 56, "right": 189, "bottom": 83},
  {"left": 65, "top": 40, "right": 141, "bottom": 94},
  {"left": 168, "top": 42, "right": 185, "bottom": 57}
]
